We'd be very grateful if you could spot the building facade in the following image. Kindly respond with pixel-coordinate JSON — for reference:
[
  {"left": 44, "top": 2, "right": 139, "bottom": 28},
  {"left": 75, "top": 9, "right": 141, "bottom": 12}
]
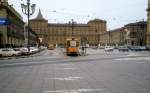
[
  {"left": 124, "top": 21, "right": 147, "bottom": 46},
  {"left": 99, "top": 21, "right": 147, "bottom": 47},
  {"left": 29, "top": 10, "right": 107, "bottom": 47},
  {"left": 0, "top": 0, "right": 25, "bottom": 47},
  {"left": 147, "top": 0, "right": 150, "bottom": 45},
  {"left": 0, "top": 0, "right": 37, "bottom": 48},
  {"left": 99, "top": 27, "right": 126, "bottom": 46}
]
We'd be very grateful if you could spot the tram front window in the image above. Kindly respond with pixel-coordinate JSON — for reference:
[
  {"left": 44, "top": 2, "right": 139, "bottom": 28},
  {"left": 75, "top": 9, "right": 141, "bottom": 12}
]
[{"left": 70, "top": 41, "right": 76, "bottom": 47}]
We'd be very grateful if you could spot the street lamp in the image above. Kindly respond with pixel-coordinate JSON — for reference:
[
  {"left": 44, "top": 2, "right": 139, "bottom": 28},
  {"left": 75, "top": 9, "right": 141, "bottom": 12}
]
[{"left": 21, "top": 0, "right": 36, "bottom": 52}]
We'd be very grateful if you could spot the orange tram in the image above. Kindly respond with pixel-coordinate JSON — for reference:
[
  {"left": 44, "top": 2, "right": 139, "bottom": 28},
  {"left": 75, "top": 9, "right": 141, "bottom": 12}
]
[{"left": 66, "top": 37, "right": 80, "bottom": 56}]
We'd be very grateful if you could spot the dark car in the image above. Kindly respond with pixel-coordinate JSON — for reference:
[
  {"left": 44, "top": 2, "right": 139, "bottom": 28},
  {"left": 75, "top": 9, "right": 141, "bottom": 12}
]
[
  {"left": 146, "top": 46, "right": 150, "bottom": 51},
  {"left": 118, "top": 46, "right": 129, "bottom": 52},
  {"left": 129, "top": 46, "right": 145, "bottom": 51}
]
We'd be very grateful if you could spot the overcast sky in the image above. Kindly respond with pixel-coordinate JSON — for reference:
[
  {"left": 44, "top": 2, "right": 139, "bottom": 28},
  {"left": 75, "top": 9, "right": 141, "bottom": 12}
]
[{"left": 9, "top": 0, "right": 147, "bottom": 30}]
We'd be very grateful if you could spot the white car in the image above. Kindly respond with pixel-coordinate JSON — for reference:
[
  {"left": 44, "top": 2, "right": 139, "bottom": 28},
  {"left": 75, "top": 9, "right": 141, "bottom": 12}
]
[
  {"left": 0, "top": 48, "right": 20, "bottom": 57},
  {"left": 104, "top": 46, "right": 114, "bottom": 51},
  {"left": 29, "top": 47, "right": 39, "bottom": 54},
  {"left": 20, "top": 47, "right": 29, "bottom": 55},
  {"left": 13, "top": 48, "right": 22, "bottom": 56}
]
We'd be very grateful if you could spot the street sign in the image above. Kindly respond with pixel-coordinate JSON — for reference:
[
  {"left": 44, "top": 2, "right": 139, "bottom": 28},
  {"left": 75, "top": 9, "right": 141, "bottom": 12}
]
[{"left": 0, "top": 18, "right": 10, "bottom": 25}]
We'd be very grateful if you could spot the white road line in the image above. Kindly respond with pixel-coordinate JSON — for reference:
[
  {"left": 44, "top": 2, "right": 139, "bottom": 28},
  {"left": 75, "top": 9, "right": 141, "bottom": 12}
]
[
  {"left": 56, "top": 68, "right": 76, "bottom": 70},
  {"left": 115, "top": 57, "right": 150, "bottom": 61},
  {"left": 43, "top": 88, "right": 103, "bottom": 93},
  {"left": 46, "top": 77, "right": 82, "bottom": 81}
]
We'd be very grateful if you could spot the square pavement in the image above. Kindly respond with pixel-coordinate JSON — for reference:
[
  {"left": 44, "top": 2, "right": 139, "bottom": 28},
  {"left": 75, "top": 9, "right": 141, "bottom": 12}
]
[{"left": 0, "top": 53, "right": 150, "bottom": 93}]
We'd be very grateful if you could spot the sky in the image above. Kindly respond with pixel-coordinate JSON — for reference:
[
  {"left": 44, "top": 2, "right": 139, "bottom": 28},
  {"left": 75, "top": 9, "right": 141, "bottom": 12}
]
[{"left": 9, "top": 0, "right": 147, "bottom": 30}]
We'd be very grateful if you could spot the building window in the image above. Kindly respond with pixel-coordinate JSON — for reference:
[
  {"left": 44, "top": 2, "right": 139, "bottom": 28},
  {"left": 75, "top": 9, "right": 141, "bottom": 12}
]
[{"left": 130, "top": 32, "right": 137, "bottom": 38}]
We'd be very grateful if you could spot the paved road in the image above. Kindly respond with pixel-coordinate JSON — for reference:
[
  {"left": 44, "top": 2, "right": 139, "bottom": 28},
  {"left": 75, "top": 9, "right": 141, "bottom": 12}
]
[{"left": 0, "top": 48, "right": 150, "bottom": 93}]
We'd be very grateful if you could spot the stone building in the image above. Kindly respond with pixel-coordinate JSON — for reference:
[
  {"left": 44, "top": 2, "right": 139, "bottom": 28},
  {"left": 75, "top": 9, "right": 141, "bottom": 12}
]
[
  {"left": 29, "top": 10, "right": 107, "bottom": 47},
  {"left": 0, "top": 0, "right": 37, "bottom": 48},
  {"left": 99, "top": 27, "right": 126, "bottom": 46},
  {"left": 0, "top": 0, "right": 24, "bottom": 47},
  {"left": 124, "top": 21, "right": 147, "bottom": 46},
  {"left": 147, "top": 0, "right": 150, "bottom": 45},
  {"left": 99, "top": 21, "right": 147, "bottom": 47}
]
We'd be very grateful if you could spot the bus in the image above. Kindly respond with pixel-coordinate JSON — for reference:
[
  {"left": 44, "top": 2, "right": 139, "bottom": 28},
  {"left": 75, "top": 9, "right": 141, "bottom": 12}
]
[{"left": 66, "top": 37, "right": 79, "bottom": 56}]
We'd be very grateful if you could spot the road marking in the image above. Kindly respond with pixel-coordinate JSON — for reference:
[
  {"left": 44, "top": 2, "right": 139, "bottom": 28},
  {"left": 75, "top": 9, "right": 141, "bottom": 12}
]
[
  {"left": 43, "top": 88, "right": 103, "bottom": 93},
  {"left": 47, "top": 77, "right": 82, "bottom": 81},
  {"left": 56, "top": 68, "right": 76, "bottom": 70},
  {"left": 58, "top": 64, "right": 71, "bottom": 66},
  {"left": 136, "top": 62, "right": 146, "bottom": 64},
  {"left": 115, "top": 57, "right": 150, "bottom": 61}
]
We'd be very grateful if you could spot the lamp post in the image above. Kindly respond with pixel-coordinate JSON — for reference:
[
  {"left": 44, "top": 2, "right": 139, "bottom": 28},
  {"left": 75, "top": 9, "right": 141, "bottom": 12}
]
[{"left": 21, "top": 0, "right": 36, "bottom": 52}]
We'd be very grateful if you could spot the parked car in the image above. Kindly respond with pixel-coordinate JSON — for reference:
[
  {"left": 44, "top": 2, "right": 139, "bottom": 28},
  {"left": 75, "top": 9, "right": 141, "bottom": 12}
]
[
  {"left": 13, "top": 48, "right": 22, "bottom": 56},
  {"left": 91, "top": 46, "right": 98, "bottom": 49},
  {"left": 0, "top": 49, "right": 2, "bottom": 57},
  {"left": 118, "top": 46, "right": 129, "bottom": 52},
  {"left": 145, "top": 46, "right": 150, "bottom": 51},
  {"left": 98, "top": 46, "right": 105, "bottom": 49},
  {"left": 20, "top": 47, "right": 29, "bottom": 55},
  {"left": 29, "top": 47, "right": 39, "bottom": 54},
  {"left": 104, "top": 46, "right": 114, "bottom": 51},
  {"left": 130, "top": 46, "right": 145, "bottom": 51},
  {"left": 0, "top": 48, "right": 21, "bottom": 57},
  {"left": 139, "top": 46, "right": 146, "bottom": 51}
]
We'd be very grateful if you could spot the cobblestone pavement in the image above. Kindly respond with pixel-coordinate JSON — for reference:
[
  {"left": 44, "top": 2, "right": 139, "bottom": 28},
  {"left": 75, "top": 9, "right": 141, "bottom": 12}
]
[{"left": 0, "top": 48, "right": 150, "bottom": 93}]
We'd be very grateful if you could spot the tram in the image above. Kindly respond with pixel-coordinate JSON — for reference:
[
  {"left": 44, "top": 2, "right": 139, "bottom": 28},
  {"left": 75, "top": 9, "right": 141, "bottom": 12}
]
[
  {"left": 66, "top": 37, "right": 79, "bottom": 56},
  {"left": 47, "top": 44, "right": 55, "bottom": 50}
]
